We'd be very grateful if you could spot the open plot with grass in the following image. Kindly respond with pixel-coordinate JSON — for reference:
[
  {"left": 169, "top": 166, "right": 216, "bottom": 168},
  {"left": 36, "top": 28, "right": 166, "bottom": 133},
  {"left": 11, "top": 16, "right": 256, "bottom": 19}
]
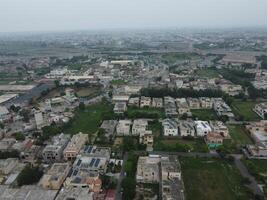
[
  {"left": 111, "top": 79, "right": 127, "bottom": 85},
  {"left": 191, "top": 109, "right": 218, "bottom": 121},
  {"left": 154, "top": 138, "right": 208, "bottom": 153},
  {"left": 195, "top": 69, "right": 220, "bottom": 78},
  {"left": 231, "top": 100, "right": 263, "bottom": 121},
  {"left": 181, "top": 157, "right": 251, "bottom": 200},
  {"left": 242, "top": 159, "right": 267, "bottom": 183},
  {"left": 126, "top": 107, "right": 165, "bottom": 119},
  {"left": 227, "top": 125, "right": 253, "bottom": 147},
  {"left": 63, "top": 102, "right": 114, "bottom": 135},
  {"left": 76, "top": 86, "right": 102, "bottom": 98}
]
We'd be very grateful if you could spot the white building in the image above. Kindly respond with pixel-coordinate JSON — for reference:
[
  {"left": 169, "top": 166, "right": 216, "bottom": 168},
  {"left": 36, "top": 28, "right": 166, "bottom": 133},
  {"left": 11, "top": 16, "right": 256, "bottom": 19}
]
[
  {"left": 163, "top": 119, "right": 178, "bottom": 137},
  {"left": 132, "top": 119, "right": 148, "bottom": 136},
  {"left": 178, "top": 120, "right": 195, "bottom": 137},
  {"left": 116, "top": 120, "right": 132, "bottom": 136},
  {"left": 254, "top": 103, "right": 267, "bottom": 119},
  {"left": 194, "top": 121, "right": 212, "bottom": 137}
]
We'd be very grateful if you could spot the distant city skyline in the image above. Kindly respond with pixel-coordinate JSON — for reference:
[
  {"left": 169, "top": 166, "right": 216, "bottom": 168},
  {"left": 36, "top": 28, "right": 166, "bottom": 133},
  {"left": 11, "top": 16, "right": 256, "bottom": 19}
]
[{"left": 1, "top": 0, "right": 267, "bottom": 32}]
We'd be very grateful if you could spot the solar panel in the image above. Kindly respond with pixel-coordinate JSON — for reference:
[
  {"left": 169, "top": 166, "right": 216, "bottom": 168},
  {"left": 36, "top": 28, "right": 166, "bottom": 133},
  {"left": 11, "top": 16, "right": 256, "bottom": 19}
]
[
  {"left": 84, "top": 146, "right": 89, "bottom": 152},
  {"left": 94, "top": 158, "right": 100, "bottom": 167},
  {"left": 73, "top": 170, "right": 78, "bottom": 176},
  {"left": 89, "top": 158, "right": 96, "bottom": 167},
  {"left": 77, "top": 159, "right": 82, "bottom": 166},
  {"left": 88, "top": 146, "right": 93, "bottom": 153}
]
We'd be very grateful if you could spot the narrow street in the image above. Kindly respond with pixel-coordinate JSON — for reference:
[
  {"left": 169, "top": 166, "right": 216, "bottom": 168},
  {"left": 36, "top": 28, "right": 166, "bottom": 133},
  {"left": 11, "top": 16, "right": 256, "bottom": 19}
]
[{"left": 115, "top": 152, "right": 128, "bottom": 200}]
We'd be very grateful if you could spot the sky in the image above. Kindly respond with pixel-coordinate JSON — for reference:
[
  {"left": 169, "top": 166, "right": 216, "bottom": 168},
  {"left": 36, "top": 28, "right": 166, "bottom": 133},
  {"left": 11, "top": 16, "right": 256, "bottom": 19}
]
[{"left": 0, "top": 0, "right": 267, "bottom": 32}]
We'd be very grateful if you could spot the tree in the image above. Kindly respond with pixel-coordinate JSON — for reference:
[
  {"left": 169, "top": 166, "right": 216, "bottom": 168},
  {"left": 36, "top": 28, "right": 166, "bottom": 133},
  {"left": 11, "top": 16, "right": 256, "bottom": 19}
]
[
  {"left": 79, "top": 102, "right": 85, "bottom": 110},
  {"left": 14, "top": 132, "right": 25, "bottom": 141},
  {"left": 54, "top": 80, "right": 60, "bottom": 87},
  {"left": 17, "top": 165, "right": 43, "bottom": 186},
  {"left": 122, "top": 177, "right": 136, "bottom": 200},
  {"left": 19, "top": 109, "right": 31, "bottom": 123}
]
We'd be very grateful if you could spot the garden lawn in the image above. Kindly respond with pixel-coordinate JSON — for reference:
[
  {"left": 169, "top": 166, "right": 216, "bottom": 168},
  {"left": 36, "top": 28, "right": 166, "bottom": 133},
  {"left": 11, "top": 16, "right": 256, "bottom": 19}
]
[
  {"left": 181, "top": 157, "right": 251, "bottom": 200},
  {"left": 195, "top": 69, "right": 220, "bottom": 78},
  {"left": 231, "top": 100, "right": 263, "bottom": 121},
  {"left": 191, "top": 109, "right": 218, "bottom": 121},
  {"left": 63, "top": 103, "right": 114, "bottom": 135},
  {"left": 227, "top": 125, "right": 253, "bottom": 147},
  {"left": 126, "top": 107, "right": 165, "bottom": 119}
]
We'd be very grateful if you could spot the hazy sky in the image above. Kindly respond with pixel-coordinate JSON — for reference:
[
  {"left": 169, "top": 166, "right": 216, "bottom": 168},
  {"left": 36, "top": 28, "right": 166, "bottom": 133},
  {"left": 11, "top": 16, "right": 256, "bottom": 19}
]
[{"left": 1, "top": 0, "right": 267, "bottom": 32}]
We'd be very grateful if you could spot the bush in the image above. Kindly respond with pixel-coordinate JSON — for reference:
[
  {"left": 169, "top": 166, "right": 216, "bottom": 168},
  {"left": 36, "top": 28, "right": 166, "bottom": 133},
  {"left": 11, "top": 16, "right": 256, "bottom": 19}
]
[{"left": 17, "top": 165, "right": 43, "bottom": 186}]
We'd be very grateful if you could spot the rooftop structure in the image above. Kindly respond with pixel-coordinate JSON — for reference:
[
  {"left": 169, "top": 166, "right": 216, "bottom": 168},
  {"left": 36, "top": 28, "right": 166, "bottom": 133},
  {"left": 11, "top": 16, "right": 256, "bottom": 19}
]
[{"left": 63, "top": 133, "right": 88, "bottom": 161}]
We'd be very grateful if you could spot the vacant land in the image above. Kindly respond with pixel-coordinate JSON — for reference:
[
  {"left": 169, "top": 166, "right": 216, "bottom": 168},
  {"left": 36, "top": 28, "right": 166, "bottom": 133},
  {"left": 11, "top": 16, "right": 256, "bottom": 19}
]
[
  {"left": 191, "top": 109, "right": 218, "bottom": 121},
  {"left": 181, "top": 157, "right": 251, "bottom": 200},
  {"left": 231, "top": 100, "right": 262, "bottom": 121},
  {"left": 126, "top": 107, "right": 165, "bottom": 119},
  {"left": 63, "top": 102, "right": 114, "bottom": 135},
  {"left": 242, "top": 159, "right": 267, "bottom": 183},
  {"left": 195, "top": 69, "right": 220, "bottom": 78},
  {"left": 111, "top": 79, "right": 127, "bottom": 85},
  {"left": 155, "top": 138, "right": 208, "bottom": 153},
  {"left": 76, "top": 86, "right": 101, "bottom": 98},
  {"left": 227, "top": 125, "right": 253, "bottom": 146}
]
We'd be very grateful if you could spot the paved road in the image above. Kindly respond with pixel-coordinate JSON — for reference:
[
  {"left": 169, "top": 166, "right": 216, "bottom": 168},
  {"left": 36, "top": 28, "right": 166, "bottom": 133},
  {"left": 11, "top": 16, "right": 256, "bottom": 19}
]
[
  {"left": 232, "top": 154, "right": 263, "bottom": 196},
  {"left": 115, "top": 152, "right": 128, "bottom": 200},
  {"left": 151, "top": 151, "right": 220, "bottom": 158}
]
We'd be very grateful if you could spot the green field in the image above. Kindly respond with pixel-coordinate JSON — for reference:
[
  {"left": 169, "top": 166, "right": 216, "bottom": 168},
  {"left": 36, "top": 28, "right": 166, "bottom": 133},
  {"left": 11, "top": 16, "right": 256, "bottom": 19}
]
[
  {"left": 195, "top": 69, "right": 220, "bottom": 78},
  {"left": 162, "top": 52, "right": 200, "bottom": 64},
  {"left": 63, "top": 102, "right": 114, "bottom": 135},
  {"left": 126, "top": 107, "right": 165, "bottom": 119},
  {"left": 181, "top": 157, "right": 251, "bottom": 200},
  {"left": 231, "top": 100, "right": 262, "bottom": 121},
  {"left": 111, "top": 79, "right": 127, "bottom": 85},
  {"left": 76, "top": 86, "right": 101, "bottom": 98},
  {"left": 191, "top": 109, "right": 218, "bottom": 121},
  {"left": 154, "top": 138, "right": 208, "bottom": 153},
  {"left": 227, "top": 125, "right": 253, "bottom": 146},
  {"left": 242, "top": 159, "right": 267, "bottom": 183}
]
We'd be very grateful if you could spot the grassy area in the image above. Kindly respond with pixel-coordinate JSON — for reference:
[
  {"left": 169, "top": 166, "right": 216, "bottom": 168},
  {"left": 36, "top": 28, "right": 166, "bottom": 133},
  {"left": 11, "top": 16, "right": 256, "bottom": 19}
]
[
  {"left": 231, "top": 100, "right": 263, "bottom": 121},
  {"left": 76, "top": 86, "right": 101, "bottom": 98},
  {"left": 154, "top": 138, "right": 208, "bottom": 153},
  {"left": 148, "top": 120, "right": 162, "bottom": 138},
  {"left": 227, "top": 125, "right": 253, "bottom": 147},
  {"left": 162, "top": 52, "right": 199, "bottom": 64},
  {"left": 195, "top": 69, "right": 220, "bottom": 78},
  {"left": 111, "top": 79, "right": 127, "bottom": 85},
  {"left": 191, "top": 109, "right": 218, "bottom": 121},
  {"left": 242, "top": 159, "right": 267, "bottom": 183},
  {"left": 126, "top": 106, "right": 165, "bottom": 119},
  {"left": 181, "top": 157, "right": 251, "bottom": 200},
  {"left": 63, "top": 102, "right": 114, "bottom": 135}
]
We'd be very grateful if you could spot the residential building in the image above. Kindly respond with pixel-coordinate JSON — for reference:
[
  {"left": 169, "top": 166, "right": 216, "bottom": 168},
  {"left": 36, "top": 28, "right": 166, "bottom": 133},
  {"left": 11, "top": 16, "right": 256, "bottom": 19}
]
[
  {"left": 178, "top": 120, "right": 195, "bottom": 137},
  {"left": 199, "top": 97, "right": 213, "bottom": 109},
  {"left": 112, "top": 95, "right": 129, "bottom": 103},
  {"left": 0, "top": 106, "right": 10, "bottom": 122},
  {"left": 254, "top": 103, "right": 267, "bottom": 119},
  {"left": 139, "top": 130, "right": 153, "bottom": 147},
  {"left": 213, "top": 98, "right": 234, "bottom": 118},
  {"left": 116, "top": 120, "right": 132, "bottom": 136},
  {"left": 128, "top": 97, "right": 140, "bottom": 107},
  {"left": 204, "top": 132, "right": 224, "bottom": 148},
  {"left": 0, "top": 158, "right": 19, "bottom": 175},
  {"left": 152, "top": 98, "right": 163, "bottom": 108},
  {"left": 56, "top": 187, "right": 93, "bottom": 200},
  {"left": 164, "top": 97, "right": 178, "bottom": 117},
  {"left": 209, "top": 121, "right": 229, "bottom": 137},
  {"left": 136, "top": 156, "right": 160, "bottom": 183},
  {"left": 140, "top": 96, "right": 151, "bottom": 108},
  {"left": 100, "top": 120, "right": 118, "bottom": 138},
  {"left": 194, "top": 121, "right": 212, "bottom": 137},
  {"left": 132, "top": 119, "right": 148, "bottom": 136},
  {"left": 63, "top": 132, "right": 88, "bottom": 161},
  {"left": 42, "top": 133, "right": 70, "bottom": 163},
  {"left": 80, "top": 146, "right": 111, "bottom": 161},
  {"left": 187, "top": 98, "right": 201, "bottom": 109},
  {"left": 176, "top": 98, "right": 190, "bottom": 115},
  {"left": 34, "top": 110, "right": 45, "bottom": 130},
  {"left": 113, "top": 102, "right": 127, "bottom": 114},
  {"left": 161, "top": 156, "right": 185, "bottom": 200},
  {"left": 163, "top": 119, "right": 178, "bottom": 137},
  {"left": 39, "top": 163, "right": 71, "bottom": 190}
]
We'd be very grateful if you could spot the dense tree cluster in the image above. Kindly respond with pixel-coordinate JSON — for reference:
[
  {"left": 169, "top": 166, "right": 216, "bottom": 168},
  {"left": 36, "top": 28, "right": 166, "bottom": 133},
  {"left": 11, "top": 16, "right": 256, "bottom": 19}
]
[
  {"left": 17, "top": 165, "right": 43, "bottom": 186},
  {"left": 140, "top": 87, "right": 224, "bottom": 98}
]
